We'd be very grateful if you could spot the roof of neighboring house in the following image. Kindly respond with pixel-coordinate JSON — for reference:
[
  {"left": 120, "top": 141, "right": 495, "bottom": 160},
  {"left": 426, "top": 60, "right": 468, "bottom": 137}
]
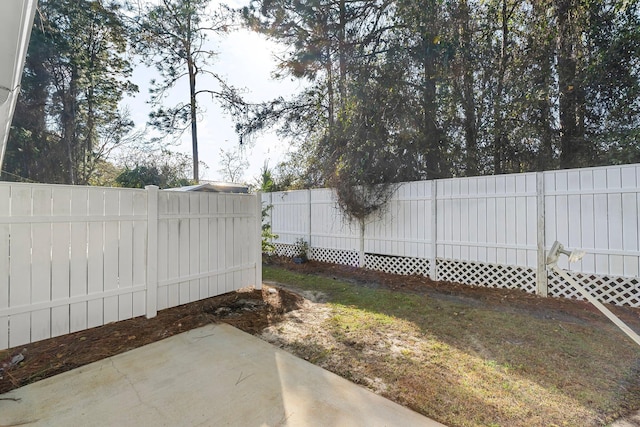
[
  {"left": 165, "top": 182, "right": 249, "bottom": 193},
  {"left": 0, "top": 0, "right": 38, "bottom": 169}
]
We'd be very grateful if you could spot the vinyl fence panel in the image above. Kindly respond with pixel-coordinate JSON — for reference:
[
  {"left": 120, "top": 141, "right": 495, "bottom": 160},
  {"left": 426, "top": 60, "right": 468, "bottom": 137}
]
[
  {"left": 544, "top": 165, "right": 640, "bottom": 304},
  {"left": 0, "top": 185, "right": 8, "bottom": 348},
  {"left": 264, "top": 163, "right": 640, "bottom": 307},
  {"left": 0, "top": 183, "right": 261, "bottom": 350},
  {"left": 155, "top": 191, "right": 259, "bottom": 310},
  {"left": 51, "top": 186, "right": 71, "bottom": 337}
]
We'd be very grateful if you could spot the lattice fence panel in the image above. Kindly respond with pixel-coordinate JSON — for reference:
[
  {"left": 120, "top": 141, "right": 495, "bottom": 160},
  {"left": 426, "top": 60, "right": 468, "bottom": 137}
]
[
  {"left": 274, "top": 243, "right": 359, "bottom": 266},
  {"left": 437, "top": 259, "right": 537, "bottom": 293},
  {"left": 312, "top": 247, "right": 359, "bottom": 267},
  {"left": 274, "top": 242, "right": 640, "bottom": 307},
  {"left": 273, "top": 243, "right": 299, "bottom": 258},
  {"left": 548, "top": 271, "right": 640, "bottom": 307},
  {"left": 365, "top": 254, "right": 431, "bottom": 277}
]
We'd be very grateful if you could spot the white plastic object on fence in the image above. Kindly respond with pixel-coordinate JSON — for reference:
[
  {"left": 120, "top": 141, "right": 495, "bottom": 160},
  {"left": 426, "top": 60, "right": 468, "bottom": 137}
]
[{"left": 547, "top": 240, "right": 640, "bottom": 347}]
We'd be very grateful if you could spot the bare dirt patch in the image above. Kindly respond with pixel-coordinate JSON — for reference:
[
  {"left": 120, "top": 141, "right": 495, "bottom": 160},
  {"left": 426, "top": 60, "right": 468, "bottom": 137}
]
[
  {"left": 0, "top": 285, "right": 304, "bottom": 395},
  {"left": 262, "top": 257, "right": 640, "bottom": 427}
]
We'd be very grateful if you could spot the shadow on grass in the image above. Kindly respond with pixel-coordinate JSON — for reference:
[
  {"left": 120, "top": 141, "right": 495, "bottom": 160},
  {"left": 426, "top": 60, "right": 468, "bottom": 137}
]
[{"left": 263, "top": 264, "right": 640, "bottom": 426}]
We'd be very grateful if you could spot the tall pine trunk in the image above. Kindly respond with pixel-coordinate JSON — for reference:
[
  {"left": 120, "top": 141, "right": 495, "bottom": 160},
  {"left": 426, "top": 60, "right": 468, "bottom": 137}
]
[
  {"left": 338, "top": 0, "right": 347, "bottom": 105},
  {"left": 459, "top": 0, "right": 478, "bottom": 176},
  {"left": 62, "top": 67, "right": 80, "bottom": 185},
  {"left": 556, "top": 0, "right": 584, "bottom": 169},
  {"left": 493, "top": 0, "right": 509, "bottom": 175},
  {"left": 420, "top": 1, "right": 441, "bottom": 178},
  {"left": 188, "top": 57, "right": 199, "bottom": 182},
  {"left": 422, "top": 47, "right": 439, "bottom": 177}
]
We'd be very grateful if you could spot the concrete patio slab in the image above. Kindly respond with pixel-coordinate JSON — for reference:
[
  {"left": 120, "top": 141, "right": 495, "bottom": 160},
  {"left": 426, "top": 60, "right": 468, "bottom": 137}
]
[{"left": 0, "top": 323, "right": 444, "bottom": 426}]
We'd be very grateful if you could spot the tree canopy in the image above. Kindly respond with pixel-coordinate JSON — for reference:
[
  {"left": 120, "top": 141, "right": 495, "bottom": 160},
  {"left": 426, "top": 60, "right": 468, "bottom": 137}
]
[
  {"left": 3, "top": 0, "right": 639, "bottom": 203},
  {"left": 3, "top": 0, "right": 136, "bottom": 184},
  {"left": 240, "top": 0, "right": 640, "bottom": 219}
]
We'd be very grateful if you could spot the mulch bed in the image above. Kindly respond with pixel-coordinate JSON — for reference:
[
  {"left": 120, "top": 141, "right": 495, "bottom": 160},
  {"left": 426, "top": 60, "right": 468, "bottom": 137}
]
[{"left": 0, "top": 285, "right": 304, "bottom": 395}]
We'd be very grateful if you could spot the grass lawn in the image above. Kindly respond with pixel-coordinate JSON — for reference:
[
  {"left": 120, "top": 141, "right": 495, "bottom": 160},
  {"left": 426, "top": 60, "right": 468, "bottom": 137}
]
[{"left": 263, "top": 264, "right": 640, "bottom": 427}]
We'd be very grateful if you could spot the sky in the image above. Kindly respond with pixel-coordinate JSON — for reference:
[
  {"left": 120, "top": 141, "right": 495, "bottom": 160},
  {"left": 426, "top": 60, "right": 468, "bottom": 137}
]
[{"left": 121, "top": 2, "right": 304, "bottom": 184}]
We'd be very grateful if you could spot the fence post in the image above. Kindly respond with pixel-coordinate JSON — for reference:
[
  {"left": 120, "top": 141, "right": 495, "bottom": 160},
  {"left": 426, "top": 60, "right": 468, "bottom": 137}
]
[
  {"left": 145, "top": 185, "right": 159, "bottom": 318},
  {"left": 430, "top": 180, "right": 438, "bottom": 280},
  {"left": 269, "top": 192, "right": 275, "bottom": 254},
  {"left": 358, "top": 218, "right": 365, "bottom": 268},
  {"left": 255, "top": 192, "right": 263, "bottom": 290},
  {"left": 536, "top": 172, "right": 548, "bottom": 297},
  {"left": 307, "top": 189, "right": 312, "bottom": 259}
]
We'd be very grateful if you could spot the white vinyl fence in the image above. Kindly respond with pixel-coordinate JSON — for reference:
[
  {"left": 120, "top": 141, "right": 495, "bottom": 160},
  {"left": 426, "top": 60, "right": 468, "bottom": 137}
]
[
  {"left": 0, "top": 182, "right": 262, "bottom": 350},
  {"left": 263, "top": 163, "right": 640, "bottom": 307}
]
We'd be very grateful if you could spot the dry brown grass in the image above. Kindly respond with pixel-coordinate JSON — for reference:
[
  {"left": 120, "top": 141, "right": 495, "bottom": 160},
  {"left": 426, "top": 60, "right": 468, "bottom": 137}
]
[{"left": 263, "top": 264, "right": 640, "bottom": 427}]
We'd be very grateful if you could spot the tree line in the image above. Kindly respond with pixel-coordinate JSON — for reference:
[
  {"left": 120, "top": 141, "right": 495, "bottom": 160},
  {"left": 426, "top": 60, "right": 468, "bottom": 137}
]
[
  {"left": 241, "top": 0, "right": 640, "bottom": 182},
  {"left": 5, "top": 0, "right": 136, "bottom": 185},
  {"left": 2, "top": 0, "right": 639, "bottom": 196},
  {"left": 2, "top": 0, "right": 236, "bottom": 186}
]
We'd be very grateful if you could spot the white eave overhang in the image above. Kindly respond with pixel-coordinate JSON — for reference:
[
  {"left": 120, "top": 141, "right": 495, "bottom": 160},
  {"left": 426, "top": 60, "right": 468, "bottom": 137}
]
[{"left": 0, "top": 0, "right": 38, "bottom": 170}]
